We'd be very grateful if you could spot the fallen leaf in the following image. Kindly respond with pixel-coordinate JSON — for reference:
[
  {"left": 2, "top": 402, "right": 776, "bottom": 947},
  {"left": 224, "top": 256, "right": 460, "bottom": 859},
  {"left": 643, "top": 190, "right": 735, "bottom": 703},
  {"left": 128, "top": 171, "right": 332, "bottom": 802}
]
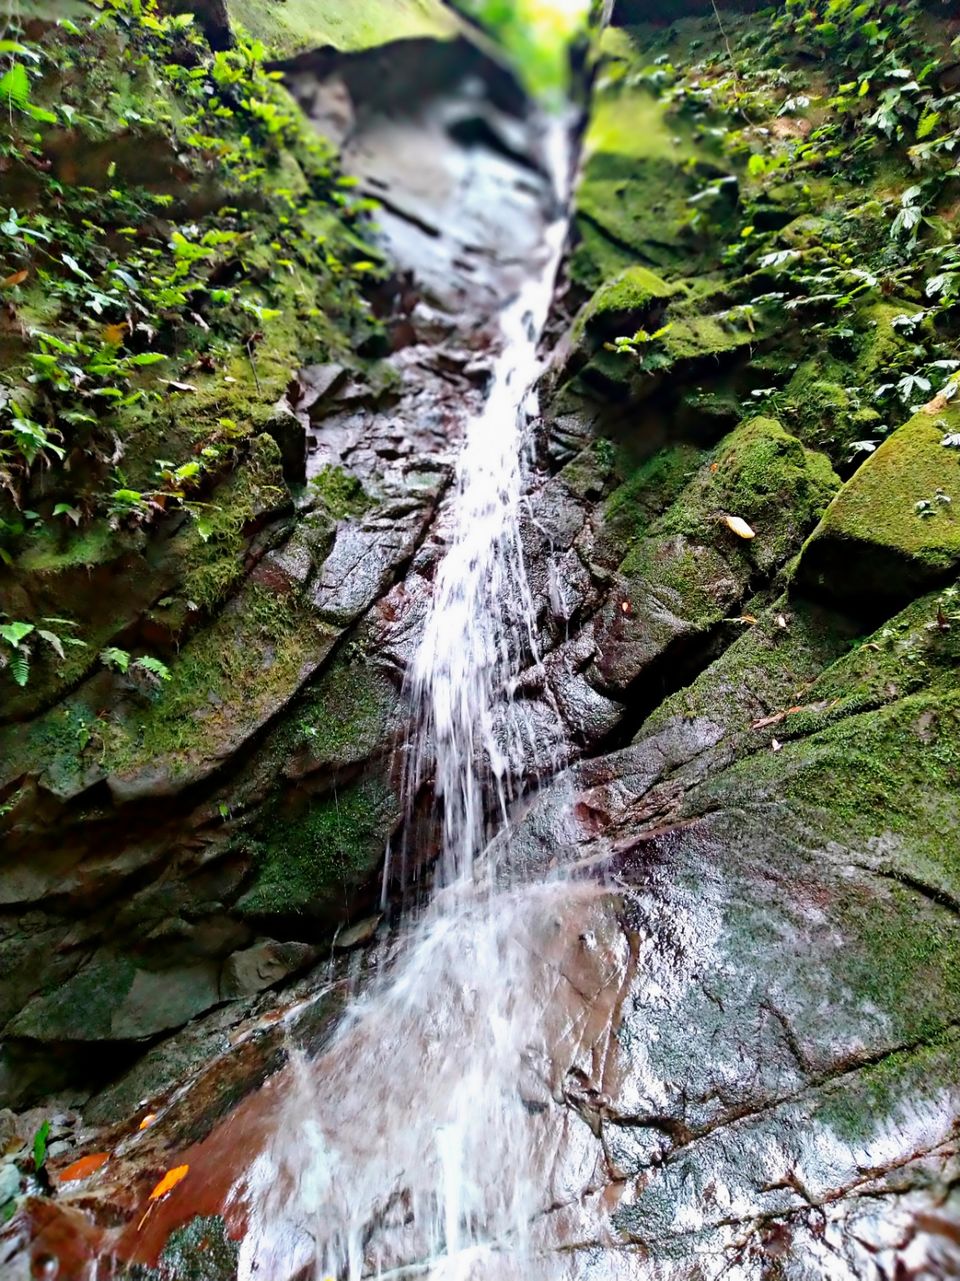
[
  {"left": 739, "top": 614, "right": 758, "bottom": 625},
  {"left": 722, "top": 514, "right": 756, "bottom": 539},
  {"left": 771, "top": 738, "right": 782, "bottom": 752},
  {"left": 102, "top": 322, "right": 126, "bottom": 346},
  {"left": 137, "top": 1164, "right": 190, "bottom": 1230},
  {"left": 1, "top": 269, "right": 28, "bottom": 288},
  {"left": 138, "top": 1114, "right": 157, "bottom": 1131},
  {"left": 775, "top": 614, "right": 788, "bottom": 629},
  {"left": 924, "top": 392, "right": 952, "bottom": 415},
  {"left": 710, "top": 462, "right": 719, "bottom": 473},
  {"left": 57, "top": 1152, "right": 110, "bottom": 1183},
  {"left": 149, "top": 1164, "right": 189, "bottom": 1201},
  {"left": 160, "top": 380, "right": 198, "bottom": 393}
]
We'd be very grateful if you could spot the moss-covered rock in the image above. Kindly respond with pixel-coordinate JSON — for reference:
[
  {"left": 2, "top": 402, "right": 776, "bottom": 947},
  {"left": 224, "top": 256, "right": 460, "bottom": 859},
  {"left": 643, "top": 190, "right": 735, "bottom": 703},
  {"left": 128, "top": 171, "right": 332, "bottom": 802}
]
[
  {"left": 223, "top": 0, "right": 460, "bottom": 58},
  {"left": 589, "top": 419, "right": 838, "bottom": 694},
  {"left": 796, "top": 406, "right": 960, "bottom": 609},
  {"left": 7, "top": 950, "right": 222, "bottom": 1041},
  {"left": 652, "top": 416, "right": 840, "bottom": 574},
  {"left": 572, "top": 265, "right": 676, "bottom": 340},
  {"left": 237, "top": 776, "right": 398, "bottom": 921}
]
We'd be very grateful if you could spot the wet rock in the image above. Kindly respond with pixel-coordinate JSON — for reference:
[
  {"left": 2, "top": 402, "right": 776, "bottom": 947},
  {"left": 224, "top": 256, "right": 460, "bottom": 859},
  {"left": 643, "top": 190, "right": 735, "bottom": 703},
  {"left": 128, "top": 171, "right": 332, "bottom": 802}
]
[
  {"left": 220, "top": 939, "right": 319, "bottom": 999},
  {"left": 7, "top": 952, "right": 222, "bottom": 1042},
  {"left": 334, "top": 914, "right": 383, "bottom": 950},
  {"left": 309, "top": 506, "right": 432, "bottom": 625}
]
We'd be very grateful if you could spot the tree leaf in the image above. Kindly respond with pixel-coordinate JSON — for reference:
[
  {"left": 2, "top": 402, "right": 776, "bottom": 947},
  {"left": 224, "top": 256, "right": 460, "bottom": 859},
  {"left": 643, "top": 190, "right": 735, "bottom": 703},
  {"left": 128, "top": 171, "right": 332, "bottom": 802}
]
[
  {"left": 57, "top": 1152, "right": 110, "bottom": 1183},
  {"left": 149, "top": 1164, "right": 189, "bottom": 1200},
  {"left": 1, "top": 269, "right": 28, "bottom": 288},
  {"left": 32, "top": 1120, "right": 50, "bottom": 1171},
  {"left": 0, "top": 63, "right": 31, "bottom": 111},
  {"left": 37, "top": 629, "right": 65, "bottom": 660},
  {"left": 0, "top": 621, "right": 35, "bottom": 647},
  {"left": 721, "top": 514, "right": 756, "bottom": 540}
]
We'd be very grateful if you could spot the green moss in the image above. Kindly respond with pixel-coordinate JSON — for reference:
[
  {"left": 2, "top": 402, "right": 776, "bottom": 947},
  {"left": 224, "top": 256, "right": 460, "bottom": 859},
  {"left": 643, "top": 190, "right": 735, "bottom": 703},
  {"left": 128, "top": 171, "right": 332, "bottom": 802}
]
[
  {"left": 238, "top": 776, "right": 396, "bottom": 918},
  {"left": 816, "top": 1030, "right": 960, "bottom": 1143},
  {"left": 568, "top": 220, "right": 637, "bottom": 293},
  {"left": 16, "top": 523, "right": 118, "bottom": 574},
  {"left": 182, "top": 435, "right": 288, "bottom": 611},
  {"left": 599, "top": 443, "right": 703, "bottom": 558},
  {"left": 780, "top": 359, "right": 883, "bottom": 458},
  {"left": 796, "top": 406, "right": 960, "bottom": 604},
  {"left": 623, "top": 536, "right": 735, "bottom": 632},
  {"left": 584, "top": 90, "right": 696, "bottom": 166},
  {"left": 225, "top": 0, "right": 459, "bottom": 58},
  {"left": 656, "top": 416, "right": 839, "bottom": 571},
  {"left": 7, "top": 953, "right": 136, "bottom": 1041},
  {"left": 574, "top": 265, "right": 676, "bottom": 340},
  {"left": 291, "top": 654, "right": 399, "bottom": 766},
  {"left": 104, "top": 584, "right": 335, "bottom": 778},
  {"left": 641, "top": 594, "right": 857, "bottom": 737},
  {"left": 309, "top": 465, "right": 372, "bottom": 522},
  {"left": 853, "top": 301, "right": 929, "bottom": 379}
]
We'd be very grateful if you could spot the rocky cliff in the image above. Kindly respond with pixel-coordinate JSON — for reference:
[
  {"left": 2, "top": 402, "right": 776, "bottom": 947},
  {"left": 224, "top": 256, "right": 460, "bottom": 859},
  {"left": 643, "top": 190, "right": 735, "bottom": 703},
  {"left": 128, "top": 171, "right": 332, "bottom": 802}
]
[{"left": 2, "top": 1, "right": 960, "bottom": 1277}]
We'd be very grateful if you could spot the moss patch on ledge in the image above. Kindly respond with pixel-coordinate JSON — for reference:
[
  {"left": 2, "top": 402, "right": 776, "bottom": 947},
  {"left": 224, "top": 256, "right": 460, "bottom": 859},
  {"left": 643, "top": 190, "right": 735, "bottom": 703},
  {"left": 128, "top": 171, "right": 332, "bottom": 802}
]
[
  {"left": 573, "top": 265, "right": 676, "bottom": 339},
  {"left": 225, "top": 0, "right": 459, "bottom": 58},
  {"left": 103, "top": 582, "right": 339, "bottom": 793},
  {"left": 795, "top": 407, "right": 960, "bottom": 609},
  {"left": 633, "top": 416, "right": 839, "bottom": 577},
  {"left": 238, "top": 776, "right": 397, "bottom": 920}
]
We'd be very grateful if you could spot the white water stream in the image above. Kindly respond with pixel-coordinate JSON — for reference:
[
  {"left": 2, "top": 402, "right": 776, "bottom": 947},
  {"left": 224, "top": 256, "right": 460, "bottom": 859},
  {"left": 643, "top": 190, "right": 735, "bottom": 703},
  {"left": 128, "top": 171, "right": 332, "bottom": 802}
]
[{"left": 233, "top": 122, "right": 579, "bottom": 1281}]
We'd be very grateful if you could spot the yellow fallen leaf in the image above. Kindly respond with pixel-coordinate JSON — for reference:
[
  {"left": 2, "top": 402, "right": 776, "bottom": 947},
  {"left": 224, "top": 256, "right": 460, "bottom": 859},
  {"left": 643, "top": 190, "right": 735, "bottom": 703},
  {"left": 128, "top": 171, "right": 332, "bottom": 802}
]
[
  {"left": 102, "top": 322, "right": 126, "bottom": 346},
  {"left": 137, "top": 1164, "right": 191, "bottom": 1231},
  {"left": 149, "top": 1164, "right": 189, "bottom": 1200},
  {"left": 138, "top": 1113, "right": 157, "bottom": 1131},
  {"left": 722, "top": 514, "right": 756, "bottom": 540}
]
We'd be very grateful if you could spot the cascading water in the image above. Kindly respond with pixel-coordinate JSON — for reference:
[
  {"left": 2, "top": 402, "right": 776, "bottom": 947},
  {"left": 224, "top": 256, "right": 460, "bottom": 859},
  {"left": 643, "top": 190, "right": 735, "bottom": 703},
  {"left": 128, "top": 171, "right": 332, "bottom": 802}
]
[{"left": 233, "top": 119, "right": 578, "bottom": 1281}]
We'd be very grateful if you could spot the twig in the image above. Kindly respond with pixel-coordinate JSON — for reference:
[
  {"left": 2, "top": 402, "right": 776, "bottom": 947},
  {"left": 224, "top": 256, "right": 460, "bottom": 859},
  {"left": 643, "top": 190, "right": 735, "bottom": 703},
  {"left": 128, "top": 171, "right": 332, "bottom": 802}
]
[
  {"left": 245, "top": 338, "right": 262, "bottom": 395},
  {"left": 710, "top": 0, "right": 751, "bottom": 118}
]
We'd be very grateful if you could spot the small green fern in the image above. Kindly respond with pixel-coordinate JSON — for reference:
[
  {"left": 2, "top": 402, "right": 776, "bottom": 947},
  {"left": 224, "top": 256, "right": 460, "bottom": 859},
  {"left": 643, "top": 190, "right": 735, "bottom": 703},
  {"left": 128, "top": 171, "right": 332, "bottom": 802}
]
[{"left": 8, "top": 648, "right": 29, "bottom": 687}]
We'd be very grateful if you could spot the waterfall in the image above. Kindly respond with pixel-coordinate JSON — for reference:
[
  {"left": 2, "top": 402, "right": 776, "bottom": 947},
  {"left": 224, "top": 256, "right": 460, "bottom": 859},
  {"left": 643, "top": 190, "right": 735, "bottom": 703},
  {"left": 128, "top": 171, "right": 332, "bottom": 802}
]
[{"left": 233, "top": 118, "right": 575, "bottom": 1281}]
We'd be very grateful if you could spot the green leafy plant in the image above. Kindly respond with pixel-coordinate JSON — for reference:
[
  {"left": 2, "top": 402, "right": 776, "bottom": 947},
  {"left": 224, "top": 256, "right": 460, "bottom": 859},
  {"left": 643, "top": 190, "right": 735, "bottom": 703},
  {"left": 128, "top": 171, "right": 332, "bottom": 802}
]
[
  {"left": 32, "top": 1120, "right": 50, "bottom": 1172},
  {"left": 0, "top": 617, "right": 85, "bottom": 686}
]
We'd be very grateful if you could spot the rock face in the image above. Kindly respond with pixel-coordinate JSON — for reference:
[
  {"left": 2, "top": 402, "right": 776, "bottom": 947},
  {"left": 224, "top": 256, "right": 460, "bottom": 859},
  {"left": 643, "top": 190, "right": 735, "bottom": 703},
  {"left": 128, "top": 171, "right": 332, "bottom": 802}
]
[
  {"left": 0, "top": 7, "right": 555, "bottom": 1108},
  {"left": 4, "top": 2, "right": 960, "bottom": 1278}
]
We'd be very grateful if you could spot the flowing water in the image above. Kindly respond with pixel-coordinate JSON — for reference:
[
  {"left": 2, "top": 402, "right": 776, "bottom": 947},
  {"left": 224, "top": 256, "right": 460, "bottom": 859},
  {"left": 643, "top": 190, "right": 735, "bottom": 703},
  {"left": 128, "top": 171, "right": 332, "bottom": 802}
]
[{"left": 231, "top": 120, "right": 581, "bottom": 1281}]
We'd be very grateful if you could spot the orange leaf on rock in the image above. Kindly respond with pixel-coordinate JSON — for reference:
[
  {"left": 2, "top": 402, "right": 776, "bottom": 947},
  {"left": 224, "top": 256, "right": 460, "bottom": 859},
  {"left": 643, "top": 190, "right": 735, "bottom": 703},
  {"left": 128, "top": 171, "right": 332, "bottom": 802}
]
[
  {"left": 57, "top": 1152, "right": 110, "bottom": 1183},
  {"left": 138, "top": 1113, "right": 157, "bottom": 1131},
  {"left": 149, "top": 1164, "right": 189, "bottom": 1201}
]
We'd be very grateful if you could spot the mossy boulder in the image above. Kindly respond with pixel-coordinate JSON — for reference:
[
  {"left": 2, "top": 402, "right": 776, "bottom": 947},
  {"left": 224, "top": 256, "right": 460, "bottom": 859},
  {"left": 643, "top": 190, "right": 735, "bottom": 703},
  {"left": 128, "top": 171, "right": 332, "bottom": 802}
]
[
  {"left": 653, "top": 416, "right": 840, "bottom": 574},
  {"left": 795, "top": 406, "right": 960, "bottom": 610},
  {"left": 237, "top": 777, "right": 399, "bottom": 922},
  {"left": 222, "top": 0, "right": 459, "bottom": 58},
  {"left": 573, "top": 265, "right": 676, "bottom": 340},
  {"left": 570, "top": 83, "right": 731, "bottom": 290},
  {"left": 780, "top": 359, "right": 884, "bottom": 459},
  {"left": 590, "top": 419, "right": 838, "bottom": 693},
  {"left": 6, "top": 951, "right": 222, "bottom": 1041}
]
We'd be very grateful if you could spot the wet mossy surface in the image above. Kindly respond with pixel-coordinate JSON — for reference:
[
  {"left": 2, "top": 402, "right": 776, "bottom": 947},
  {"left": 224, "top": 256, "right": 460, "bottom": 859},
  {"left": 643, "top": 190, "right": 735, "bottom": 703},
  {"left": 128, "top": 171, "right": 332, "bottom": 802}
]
[
  {"left": 796, "top": 407, "right": 960, "bottom": 608},
  {"left": 238, "top": 776, "right": 398, "bottom": 920}
]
